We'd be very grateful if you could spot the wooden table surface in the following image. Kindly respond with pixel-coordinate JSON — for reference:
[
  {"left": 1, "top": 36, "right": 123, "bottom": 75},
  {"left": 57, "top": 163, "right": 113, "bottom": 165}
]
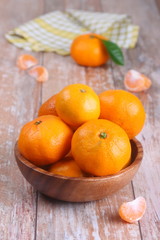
[{"left": 0, "top": 0, "right": 160, "bottom": 239}]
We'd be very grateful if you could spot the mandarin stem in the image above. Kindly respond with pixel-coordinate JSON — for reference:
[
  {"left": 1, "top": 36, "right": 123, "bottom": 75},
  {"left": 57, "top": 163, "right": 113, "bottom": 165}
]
[
  {"left": 34, "top": 120, "right": 42, "bottom": 125},
  {"left": 99, "top": 132, "right": 107, "bottom": 139}
]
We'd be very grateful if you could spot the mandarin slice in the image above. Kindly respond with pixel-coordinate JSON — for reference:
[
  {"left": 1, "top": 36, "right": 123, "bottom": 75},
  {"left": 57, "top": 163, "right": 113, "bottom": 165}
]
[
  {"left": 28, "top": 65, "right": 48, "bottom": 82},
  {"left": 124, "top": 69, "right": 152, "bottom": 92},
  {"left": 119, "top": 196, "right": 146, "bottom": 223},
  {"left": 17, "top": 54, "right": 38, "bottom": 70}
]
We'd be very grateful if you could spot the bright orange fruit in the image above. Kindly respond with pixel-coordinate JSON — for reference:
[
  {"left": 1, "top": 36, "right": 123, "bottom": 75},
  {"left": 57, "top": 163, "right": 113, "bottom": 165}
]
[
  {"left": 70, "top": 33, "right": 109, "bottom": 67},
  {"left": 38, "top": 94, "right": 58, "bottom": 117},
  {"left": 28, "top": 65, "right": 48, "bottom": 82},
  {"left": 124, "top": 69, "right": 152, "bottom": 92},
  {"left": 17, "top": 54, "right": 38, "bottom": 70},
  {"left": 71, "top": 119, "right": 131, "bottom": 176},
  {"left": 55, "top": 84, "right": 100, "bottom": 128},
  {"left": 18, "top": 115, "right": 73, "bottom": 166},
  {"left": 48, "top": 157, "right": 85, "bottom": 177},
  {"left": 99, "top": 89, "right": 146, "bottom": 139},
  {"left": 119, "top": 196, "right": 146, "bottom": 223}
]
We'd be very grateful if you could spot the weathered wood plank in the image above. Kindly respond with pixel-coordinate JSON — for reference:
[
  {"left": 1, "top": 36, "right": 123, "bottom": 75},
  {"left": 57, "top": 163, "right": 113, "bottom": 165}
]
[
  {"left": 101, "top": 0, "right": 160, "bottom": 239},
  {"left": 1, "top": 0, "right": 159, "bottom": 239},
  {"left": 0, "top": 0, "right": 43, "bottom": 239},
  {"left": 155, "top": 0, "right": 160, "bottom": 12},
  {"left": 36, "top": 0, "right": 141, "bottom": 239}
]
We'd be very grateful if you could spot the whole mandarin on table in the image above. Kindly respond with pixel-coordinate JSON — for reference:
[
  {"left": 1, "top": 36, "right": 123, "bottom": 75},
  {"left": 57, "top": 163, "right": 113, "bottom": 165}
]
[
  {"left": 38, "top": 94, "right": 58, "bottom": 117},
  {"left": 70, "top": 33, "right": 109, "bottom": 67},
  {"left": 71, "top": 119, "right": 131, "bottom": 177},
  {"left": 18, "top": 115, "right": 73, "bottom": 166},
  {"left": 55, "top": 83, "right": 100, "bottom": 128},
  {"left": 99, "top": 89, "right": 146, "bottom": 139}
]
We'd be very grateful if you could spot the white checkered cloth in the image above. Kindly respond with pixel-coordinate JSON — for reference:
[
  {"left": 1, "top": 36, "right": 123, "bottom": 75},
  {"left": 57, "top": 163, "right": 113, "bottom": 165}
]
[{"left": 5, "top": 9, "right": 139, "bottom": 55}]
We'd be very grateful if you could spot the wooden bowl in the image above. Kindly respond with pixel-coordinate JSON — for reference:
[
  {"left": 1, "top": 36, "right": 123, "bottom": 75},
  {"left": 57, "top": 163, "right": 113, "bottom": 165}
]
[{"left": 14, "top": 138, "right": 143, "bottom": 202}]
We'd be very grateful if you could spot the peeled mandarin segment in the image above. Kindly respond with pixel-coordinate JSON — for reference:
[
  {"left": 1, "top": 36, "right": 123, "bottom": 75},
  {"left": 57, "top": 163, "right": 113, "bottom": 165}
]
[
  {"left": 142, "top": 74, "right": 152, "bottom": 89},
  {"left": 17, "top": 54, "right": 38, "bottom": 70},
  {"left": 119, "top": 196, "right": 146, "bottom": 223},
  {"left": 28, "top": 65, "right": 48, "bottom": 82},
  {"left": 124, "top": 69, "right": 152, "bottom": 92}
]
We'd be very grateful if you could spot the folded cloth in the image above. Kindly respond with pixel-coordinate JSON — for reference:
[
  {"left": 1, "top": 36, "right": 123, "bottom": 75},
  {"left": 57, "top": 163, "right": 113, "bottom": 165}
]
[{"left": 5, "top": 9, "right": 139, "bottom": 55}]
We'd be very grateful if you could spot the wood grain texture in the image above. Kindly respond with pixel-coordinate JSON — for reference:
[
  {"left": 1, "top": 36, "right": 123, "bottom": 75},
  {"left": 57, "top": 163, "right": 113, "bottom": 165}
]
[
  {"left": 101, "top": 0, "right": 160, "bottom": 239},
  {"left": 0, "top": 0, "right": 160, "bottom": 239},
  {"left": 155, "top": 0, "right": 160, "bottom": 11},
  {"left": 0, "top": 1, "right": 43, "bottom": 240}
]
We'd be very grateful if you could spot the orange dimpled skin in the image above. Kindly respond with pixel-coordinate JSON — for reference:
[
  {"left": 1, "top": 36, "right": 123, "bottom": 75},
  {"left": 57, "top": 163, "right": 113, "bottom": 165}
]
[
  {"left": 38, "top": 94, "right": 58, "bottom": 117},
  {"left": 99, "top": 89, "right": 146, "bottom": 139},
  {"left": 70, "top": 33, "right": 109, "bottom": 67},
  {"left": 119, "top": 197, "right": 146, "bottom": 223},
  {"left": 18, "top": 115, "right": 73, "bottom": 166},
  {"left": 71, "top": 119, "right": 131, "bottom": 176},
  {"left": 48, "top": 157, "right": 85, "bottom": 177},
  {"left": 55, "top": 84, "right": 100, "bottom": 128}
]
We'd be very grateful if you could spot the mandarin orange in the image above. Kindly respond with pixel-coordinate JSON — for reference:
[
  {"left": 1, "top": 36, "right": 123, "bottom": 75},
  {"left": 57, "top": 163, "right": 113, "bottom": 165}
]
[
  {"left": 48, "top": 157, "right": 85, "bottom": 177},
  {"left": 70, "top": 33, "right": 109, "bottom": 67},
  {"left": 55, "top": 84, "right": 100, "bottom": 128},
  {"left": 38, "top": 94, "right": 58, "bottom": 117},
  {"left": 18, "top": 115, "right": 73, "bottom": 166},
  {"left": 99, "top": 89, "right": 146, "bottom": 139},
  {"left": 71, "top": 119, "right": 131, "bottom": 176}
]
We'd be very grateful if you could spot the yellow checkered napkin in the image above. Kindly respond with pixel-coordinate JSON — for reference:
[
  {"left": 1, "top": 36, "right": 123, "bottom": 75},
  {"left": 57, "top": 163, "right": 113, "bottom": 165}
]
[{"left": 5, "top": 9, "right": 139, "bottom": 55}]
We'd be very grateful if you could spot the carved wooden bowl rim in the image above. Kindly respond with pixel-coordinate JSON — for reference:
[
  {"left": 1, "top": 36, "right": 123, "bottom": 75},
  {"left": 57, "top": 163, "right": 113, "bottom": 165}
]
[{"left": 14, "top": 138, "right": 143, "bottom": 182}]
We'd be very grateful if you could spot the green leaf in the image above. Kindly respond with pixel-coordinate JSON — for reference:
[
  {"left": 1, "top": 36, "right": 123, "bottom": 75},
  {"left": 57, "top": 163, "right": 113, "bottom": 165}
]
[{"left": 101, "top": 39, "right": 124, "bottom": 66}]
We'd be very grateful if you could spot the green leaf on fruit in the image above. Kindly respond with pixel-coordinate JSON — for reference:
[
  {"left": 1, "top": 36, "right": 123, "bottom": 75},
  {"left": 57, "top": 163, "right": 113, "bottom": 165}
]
[{"left": 101, "top": 39, "right": 124, "bottom": 66}]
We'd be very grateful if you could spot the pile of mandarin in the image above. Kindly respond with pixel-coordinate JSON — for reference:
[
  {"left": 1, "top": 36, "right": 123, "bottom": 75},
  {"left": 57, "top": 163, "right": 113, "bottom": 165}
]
[
  {"left": 16, "top": 34, "right": 149, "bottom": 223},
  {"left": 18, "top": 83, "right": 146, "bottom": 178},
  {"left": 17, "top": 81, "right": 148, "bottom": 223},
  {"left": 16, "top": 33, "right": 149, "bottom": 223}
]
